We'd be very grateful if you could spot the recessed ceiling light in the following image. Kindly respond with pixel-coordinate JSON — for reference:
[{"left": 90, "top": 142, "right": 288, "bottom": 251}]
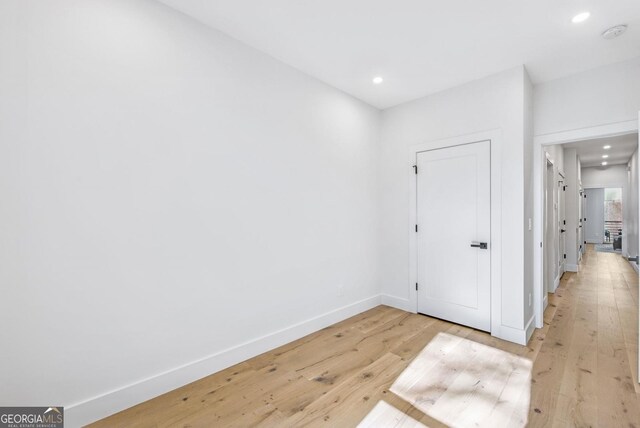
[
  {"left": 603, "top": 145, "right": 611, "bottom": 149},
  {"left": 602, "top": 155, "right": 609, "bottom": 158},
  {"left": 572, "top": 12, "right": 590, "bottom": 23},
  {"left": 602, "top": 161, "right": 608, "bottom": 166},
  {"left": 372, "top": 76, "right": 383, "bottom": 85}
]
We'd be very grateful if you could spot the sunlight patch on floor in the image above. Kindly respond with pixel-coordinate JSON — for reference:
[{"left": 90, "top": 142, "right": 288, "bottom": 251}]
[
  {"left": 389, "top": 332, "right": 532, "bottom": 427},
  {"left": 357, "top": 401, "right": 428, "bottom": 428}
]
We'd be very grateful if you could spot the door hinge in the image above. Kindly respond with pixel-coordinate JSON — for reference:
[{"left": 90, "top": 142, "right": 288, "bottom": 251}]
[
  {"left": 415, "top": 224, "right": 418, "bottom": 232},
  {"left": 564, "top": 254, "right": 567, "bottom": 259},
  {"left": 413, "top": 165, "right": 418, "bottom": 174},
  {"left": 416, "top": 283, "right": 418, "bottom": 291}
]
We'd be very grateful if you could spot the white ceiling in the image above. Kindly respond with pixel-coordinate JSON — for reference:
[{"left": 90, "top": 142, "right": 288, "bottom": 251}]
[
  {"left": 157, "top": 0, "right": 640, "bottom": 109},
  {"left": 563, "top": 134, "right": 638, "bottom": 168}
]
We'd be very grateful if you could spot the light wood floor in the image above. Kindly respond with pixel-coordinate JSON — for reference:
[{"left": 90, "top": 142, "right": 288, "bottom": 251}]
[{"left": 90, "top": 245, "right": 639, "bottom": 427}]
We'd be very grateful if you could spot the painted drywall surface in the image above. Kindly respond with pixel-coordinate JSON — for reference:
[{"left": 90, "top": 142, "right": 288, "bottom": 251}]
[
  {"left": 523, "top": 70, "right": 535, "bottom": 328},
  {"left": 379, "top": 66, "right": 527, "bottom": 332},
  {"left": 0, "top": 0, "right": 381, "bottom": 412},
  {"left": 534, "top": 57, "right": 640, "bottom": 136},
  {"left": 582, "top": 165, "right": 629, "bottom": 188}
]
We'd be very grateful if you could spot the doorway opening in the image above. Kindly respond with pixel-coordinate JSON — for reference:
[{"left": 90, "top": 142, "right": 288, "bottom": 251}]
[
  {"left": 540, "top": 132, "right": 638, "bottom": 285},
  {"left": 534, "top": 116, "right": 640, "bottom": 382},
  {"left": 585, "top": 187, "right": 624, "bottom": 251}
]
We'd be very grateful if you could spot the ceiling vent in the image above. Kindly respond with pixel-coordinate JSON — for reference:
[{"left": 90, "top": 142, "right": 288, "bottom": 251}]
[{"left": 602, "top": 25, "right": 627, "bottom": 39}]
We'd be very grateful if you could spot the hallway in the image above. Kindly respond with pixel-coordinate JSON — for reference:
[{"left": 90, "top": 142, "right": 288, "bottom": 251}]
[{"left": 529, "top": 244, "right": 640, "bottom": 426}]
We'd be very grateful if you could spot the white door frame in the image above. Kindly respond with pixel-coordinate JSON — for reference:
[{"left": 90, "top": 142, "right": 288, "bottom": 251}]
[
  {"left": 409, "top": 129, "right": 503, "bottom": 338},
  {"left": 533, "top": 118, "right": 639, "bottom": 329}
]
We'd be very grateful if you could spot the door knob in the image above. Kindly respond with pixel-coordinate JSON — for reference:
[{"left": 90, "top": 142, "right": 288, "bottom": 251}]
[
  {"left": 470, "top": 242, "right": 488, "bottom": 249},
  {"left": 561, "top": 229, "right": 566, "bottom": 233}
]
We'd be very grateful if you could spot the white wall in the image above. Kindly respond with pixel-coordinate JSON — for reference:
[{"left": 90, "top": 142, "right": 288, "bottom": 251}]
[
  {"left": 582, "top": 165, "right": 628, "bottom": 188},
  {"left": 379, "top": 66, "right": 530, "bottom": 342},
  {"left": 534, "top": 57, "right": 640, "bottom": 136},
  {"left": 0, "top": 0, "right": 381, "bottom": 424},
  {"left": 523, "top": 71, "right": 535, "bottom": 332}
]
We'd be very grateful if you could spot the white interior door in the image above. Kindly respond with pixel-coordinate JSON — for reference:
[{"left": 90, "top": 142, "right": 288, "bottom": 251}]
[
  {"left": 544, "top": 161, "right": 555, "bottom": 297},
  {"left": 578, "top": 191, "right": 582, "bottom": 253},
  {"left": 416, "top": 140, "right": 491, "bottom": 331},
  {"left": 581, "top": 190, "right": 587, "bottom": 253},
  {"left": 579, "top": 187, "right": 584, "bottom": 258},
  {"left": 558, "top": 179, "right": 566, "bottom": 281},
  {"left": 585, "top": 188, "right": 605, "bottom": 243}
]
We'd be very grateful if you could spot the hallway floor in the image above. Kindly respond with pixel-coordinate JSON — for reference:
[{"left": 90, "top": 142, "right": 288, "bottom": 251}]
[
  {"left": 89, "top": 246, "right": 639, "bottom": 427},
  {"left": 530, "top": 244, "right": 639, "bottom": 426}
]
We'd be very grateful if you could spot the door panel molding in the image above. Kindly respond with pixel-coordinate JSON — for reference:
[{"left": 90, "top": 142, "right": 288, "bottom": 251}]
[{"left": 416, "top": 141, "right": 491, "bottom": 331}]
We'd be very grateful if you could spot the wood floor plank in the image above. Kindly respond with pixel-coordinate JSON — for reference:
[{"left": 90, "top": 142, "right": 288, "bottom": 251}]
[
  {"left": 357, "top": 401, "right": 427, "bottom": 428},
  {"left": 297, "top": 312, "right": 435, "bottom": 384},
  {"left": 283, "top": 352, "right": 407, "bottom": 427}
]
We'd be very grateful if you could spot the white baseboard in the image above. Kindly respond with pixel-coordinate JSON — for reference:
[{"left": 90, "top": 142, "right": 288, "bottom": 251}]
[
  {"left": 524, "top": 315, "right": 536, "bottom": 344},
  {"left": 381, "top": 294, "right": 413, "bottom": 312},
  {"left": 492, "top": 324, "right": 528, "bottom": 346},
  {"left": 543, "top": 294, "right": 548, "bottom": 310},
  {"left": 552, "top": 273, "right": 560, "bottom": 293},
  {"left": 65, "top": 294, "right": 383, "bottom": 427},
  {"left": 565, "top": 264, "right": 578, "bottom": 272},
  {"left": 623, "top": 253, "right": 638, "bottom": 272}
]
